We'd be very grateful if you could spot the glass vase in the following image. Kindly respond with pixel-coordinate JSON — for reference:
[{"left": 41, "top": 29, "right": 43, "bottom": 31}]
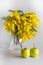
[{"left": 8, "top": 35, "right": 23, "bottom": 50}]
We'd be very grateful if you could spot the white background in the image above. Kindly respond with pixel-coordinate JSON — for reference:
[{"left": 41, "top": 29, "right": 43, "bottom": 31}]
[{"left": 0, "top": 0, "right": 43, "bottom": 65}]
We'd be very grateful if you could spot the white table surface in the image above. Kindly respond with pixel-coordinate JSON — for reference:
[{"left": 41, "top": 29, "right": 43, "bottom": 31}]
[{"left": 0, "top": 49, "right": 43, "bottom": 65}]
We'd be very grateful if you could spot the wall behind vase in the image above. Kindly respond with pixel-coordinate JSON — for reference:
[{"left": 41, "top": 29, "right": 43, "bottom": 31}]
[{"left": 0, "top": 0, "right": 43, "bottom": 51}]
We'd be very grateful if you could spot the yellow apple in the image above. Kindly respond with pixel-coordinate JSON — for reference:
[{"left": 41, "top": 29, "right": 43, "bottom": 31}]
[
  {"left": 21, "top": 48, "right": 30, "bottom": 58},
  {"left": 30, "top": 47, "right": 39, "bottom": 57}
]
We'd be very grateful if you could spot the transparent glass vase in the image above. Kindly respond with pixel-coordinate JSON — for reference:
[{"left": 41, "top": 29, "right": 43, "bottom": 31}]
[{"left": 8, "top": 36, "right": 24, "bottom": 52}]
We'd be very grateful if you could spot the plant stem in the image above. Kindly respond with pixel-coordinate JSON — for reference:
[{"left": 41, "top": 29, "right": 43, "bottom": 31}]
[{"left": 19, "top": 42, "right": 23, "bottom": 48}]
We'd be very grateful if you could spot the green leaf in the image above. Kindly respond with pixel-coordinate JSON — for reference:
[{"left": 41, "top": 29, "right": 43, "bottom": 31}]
[
  {"left": 1, "top": 17, "right": 8, "bottom": 20},
  {"left": 31, "top": 26, "right": 37, "bottom": 32},
  {"left": 9, "top": 10, "right": 14, "bottom": 12},
  {"left": 18, "top": 10, "right": 24, "bottom": 15},
  {"left": 1, "top": 16, "right": 12, "bottom": 20}
]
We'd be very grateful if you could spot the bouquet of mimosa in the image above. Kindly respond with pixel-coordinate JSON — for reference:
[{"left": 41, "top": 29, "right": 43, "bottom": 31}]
[{"left": 2, "top": 10, "right": 40, "bottom": 48}]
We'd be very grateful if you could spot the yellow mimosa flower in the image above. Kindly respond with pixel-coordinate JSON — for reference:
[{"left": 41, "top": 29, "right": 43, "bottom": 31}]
[
  {"left": 11, "top": 23, "right": 15, "bottom": 32},
  {"left": 3, "top": 10, "right": 40, "bottom": 42}
]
